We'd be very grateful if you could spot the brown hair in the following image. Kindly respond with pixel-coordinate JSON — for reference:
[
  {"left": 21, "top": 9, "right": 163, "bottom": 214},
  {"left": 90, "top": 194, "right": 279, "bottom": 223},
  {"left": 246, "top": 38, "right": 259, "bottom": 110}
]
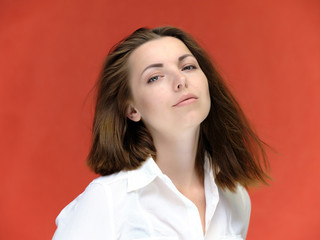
[{"left": 88, "top": 26, "right": 269, "bottom": 191}]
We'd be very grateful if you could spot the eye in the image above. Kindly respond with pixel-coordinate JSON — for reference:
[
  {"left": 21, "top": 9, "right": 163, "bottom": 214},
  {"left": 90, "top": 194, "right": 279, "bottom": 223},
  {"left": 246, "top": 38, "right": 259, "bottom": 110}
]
[
  {"left": 147, "top": 75, "right": 161, "bottom": 83},
  {"left": 182, "top": 65, "right": 197, "bottom": 71}
]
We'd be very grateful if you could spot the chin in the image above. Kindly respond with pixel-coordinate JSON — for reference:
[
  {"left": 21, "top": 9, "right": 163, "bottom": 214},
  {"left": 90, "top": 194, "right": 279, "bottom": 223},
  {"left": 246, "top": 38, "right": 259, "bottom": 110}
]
[{"left": 180, "top": 110, "right": 209, "bottom": 130}]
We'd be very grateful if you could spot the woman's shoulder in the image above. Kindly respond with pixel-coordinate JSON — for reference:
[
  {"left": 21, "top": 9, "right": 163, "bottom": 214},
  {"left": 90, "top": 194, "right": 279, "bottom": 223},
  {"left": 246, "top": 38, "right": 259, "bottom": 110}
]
[
  {"left": 206, "top": 185, "right": 251, "bottom": 239},
  {"left": 68, "top": 170, "right": 129, "bottom": 206},
  {"left": 53, "top": 171, "right": 129, "bottom": 240},
  {"left": 220, "top": 184, "right": 251, "bottom": 215},
  {"left": 58, "top": 170, "right": 129, "bottom": 214},
  {"left": 218, "top": 184, "right": 251, "bottom": 236},
  {"left": 92, "top": 170, "right": 129, "bottom": 190}
]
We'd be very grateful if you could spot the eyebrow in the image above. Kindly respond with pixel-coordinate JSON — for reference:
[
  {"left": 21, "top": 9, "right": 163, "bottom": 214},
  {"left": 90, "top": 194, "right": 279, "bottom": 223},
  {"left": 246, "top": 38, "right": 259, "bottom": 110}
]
[
  {"left": 178, "top": 53, "right": 193, "bottom": 62},
  {"left": 140, "top": 54, "right": 195, "bottom": 76},
  {"left": 141, "top": 63, "right": 163, "bottom": 76}
]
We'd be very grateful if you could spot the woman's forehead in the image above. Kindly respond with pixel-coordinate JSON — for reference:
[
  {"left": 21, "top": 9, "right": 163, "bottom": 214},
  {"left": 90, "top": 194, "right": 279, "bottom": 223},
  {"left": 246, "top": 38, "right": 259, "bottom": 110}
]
[{"left": 128, "top": 37, "right": 193, "bottom": 74}]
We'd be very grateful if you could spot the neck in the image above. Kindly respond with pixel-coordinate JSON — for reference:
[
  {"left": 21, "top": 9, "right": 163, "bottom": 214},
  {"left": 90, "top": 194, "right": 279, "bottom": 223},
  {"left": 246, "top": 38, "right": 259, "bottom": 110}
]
[{"left": 152, "top": 127, "right": 203, "bottom": 192}]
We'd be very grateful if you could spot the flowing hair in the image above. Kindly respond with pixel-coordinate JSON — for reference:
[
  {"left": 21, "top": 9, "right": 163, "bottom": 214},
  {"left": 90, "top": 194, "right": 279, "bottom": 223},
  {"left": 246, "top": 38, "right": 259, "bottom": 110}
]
[{"left": 87, "top": 26, "right": 269, "bottom": 191}]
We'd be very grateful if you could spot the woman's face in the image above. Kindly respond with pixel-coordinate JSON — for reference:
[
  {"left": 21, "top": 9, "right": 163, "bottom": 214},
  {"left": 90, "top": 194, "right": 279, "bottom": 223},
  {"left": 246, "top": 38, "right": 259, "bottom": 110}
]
[{"left": 127, "top": 36, "right": 211, "bottom": 137}]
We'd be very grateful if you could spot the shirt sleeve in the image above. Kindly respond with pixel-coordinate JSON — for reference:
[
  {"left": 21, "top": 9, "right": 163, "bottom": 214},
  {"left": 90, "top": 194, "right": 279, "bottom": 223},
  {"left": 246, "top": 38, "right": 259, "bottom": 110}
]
[{"left": 52, "top": 182, "right": 115, "bottom": 240}]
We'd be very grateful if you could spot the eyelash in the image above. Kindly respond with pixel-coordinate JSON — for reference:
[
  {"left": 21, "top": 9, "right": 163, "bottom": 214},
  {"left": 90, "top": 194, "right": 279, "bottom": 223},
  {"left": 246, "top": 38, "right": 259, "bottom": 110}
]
[
  {"left": 147, "top": 65, "right": 197, "bottom": 84},
  {"left": 147, "top": 75, "right": 161, "bottom": 83},
  {"left": 182, "top": 65, "right": 197, "bottom": 71}
]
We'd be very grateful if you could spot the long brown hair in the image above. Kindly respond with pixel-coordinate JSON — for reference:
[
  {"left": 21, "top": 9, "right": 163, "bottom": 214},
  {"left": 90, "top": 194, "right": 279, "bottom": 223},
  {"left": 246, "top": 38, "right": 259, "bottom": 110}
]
[{"left": 87, "top": 26, "right": 269, "bottom": 191}]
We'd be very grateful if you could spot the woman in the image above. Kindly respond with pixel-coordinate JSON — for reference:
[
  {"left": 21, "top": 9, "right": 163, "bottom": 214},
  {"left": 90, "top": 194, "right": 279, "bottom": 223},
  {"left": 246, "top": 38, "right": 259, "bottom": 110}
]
[{"left": 53, "top": 26, "right": 269, "bottom": 240}]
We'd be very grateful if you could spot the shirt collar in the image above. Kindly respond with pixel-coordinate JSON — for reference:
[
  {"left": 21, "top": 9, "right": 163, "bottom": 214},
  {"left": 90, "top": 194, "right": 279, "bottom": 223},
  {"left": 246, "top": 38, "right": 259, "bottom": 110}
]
[{"left": 127, "top": 156, "right": 162, "bottom": 192}]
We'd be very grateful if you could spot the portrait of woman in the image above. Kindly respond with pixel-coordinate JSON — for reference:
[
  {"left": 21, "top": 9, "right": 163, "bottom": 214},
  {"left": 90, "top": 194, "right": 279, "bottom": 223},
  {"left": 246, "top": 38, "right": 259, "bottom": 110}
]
[
  {"left": 52, "top": 26, "right": 269, "bottom": 240},
  {"left": 1, "top": 1, "right": 318, "bottom": 239}
]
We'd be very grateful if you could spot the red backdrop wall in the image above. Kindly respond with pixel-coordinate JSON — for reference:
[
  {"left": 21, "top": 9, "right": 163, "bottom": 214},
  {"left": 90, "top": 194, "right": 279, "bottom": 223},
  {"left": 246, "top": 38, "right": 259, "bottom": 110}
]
[{"left": 0, "top": 0, "right": 319, "bottom": 239}]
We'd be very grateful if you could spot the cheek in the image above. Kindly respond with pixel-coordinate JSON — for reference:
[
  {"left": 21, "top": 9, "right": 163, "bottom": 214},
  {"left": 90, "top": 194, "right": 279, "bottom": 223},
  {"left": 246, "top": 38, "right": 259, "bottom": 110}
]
[
  {"left": 202, "top": 75, "right": 210, "bottom": 96},
  {"left": 137, "top": 97, "right": 154, "bottom": 116},
  {"left": 199, "top": 75, "right": 211, "bottom": 110},
  {"left": 135, "top": 89, "right": 168, "bottom": 119},
  {"left": 194, "top": 74, "right": 210, "bottom": 96}
]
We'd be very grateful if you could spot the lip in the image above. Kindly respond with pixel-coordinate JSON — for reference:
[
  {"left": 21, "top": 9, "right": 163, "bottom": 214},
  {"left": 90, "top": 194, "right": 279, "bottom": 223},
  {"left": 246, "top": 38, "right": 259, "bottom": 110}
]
[{"left": 172, "top": 93, "right": 198, "bottom": 107}]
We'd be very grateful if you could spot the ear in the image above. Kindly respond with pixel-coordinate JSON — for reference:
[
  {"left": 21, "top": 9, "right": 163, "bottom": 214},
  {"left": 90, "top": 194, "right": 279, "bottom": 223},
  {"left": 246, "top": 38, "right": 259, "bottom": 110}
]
[{"left": 126, "top": 104, "right": 141, "bottom": 122}]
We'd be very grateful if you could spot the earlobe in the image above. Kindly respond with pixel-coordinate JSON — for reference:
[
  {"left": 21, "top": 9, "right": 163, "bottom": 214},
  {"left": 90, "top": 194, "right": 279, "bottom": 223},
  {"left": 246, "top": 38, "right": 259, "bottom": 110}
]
[{"left": 126, "top": 104, "right": 141, "bottom": 122}]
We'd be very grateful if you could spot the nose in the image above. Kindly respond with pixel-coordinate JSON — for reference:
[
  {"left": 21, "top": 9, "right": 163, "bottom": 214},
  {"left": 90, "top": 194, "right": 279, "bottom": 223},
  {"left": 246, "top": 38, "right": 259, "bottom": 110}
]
[{"left": 174, "top": 72, "right": 187, "bottom": 91}]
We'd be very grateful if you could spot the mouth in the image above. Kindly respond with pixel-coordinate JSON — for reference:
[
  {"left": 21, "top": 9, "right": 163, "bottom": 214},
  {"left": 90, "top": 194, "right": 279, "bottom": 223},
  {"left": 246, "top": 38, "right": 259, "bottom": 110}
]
[{"left": 173, "top": 94, "right": 198, "bottom": 107}]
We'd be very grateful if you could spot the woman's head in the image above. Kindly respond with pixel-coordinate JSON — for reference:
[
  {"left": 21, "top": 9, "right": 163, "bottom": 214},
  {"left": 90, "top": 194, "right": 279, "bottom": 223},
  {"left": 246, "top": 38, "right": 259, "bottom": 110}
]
[
  {"left": 127, "top": 36, "right": 211, "bottom": 139},
  {"left": 88, "top": 26, "right": 214, "bottom": 173},
  {"left": 88, "top": 26, "right": 269, "bottom": 191}
]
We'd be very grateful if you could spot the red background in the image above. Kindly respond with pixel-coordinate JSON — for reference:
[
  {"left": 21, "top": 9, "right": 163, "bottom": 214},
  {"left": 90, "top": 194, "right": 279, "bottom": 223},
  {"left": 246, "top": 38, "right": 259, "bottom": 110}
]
[{"left": 1, "top": 0, "right": 319, "bottom": 239}]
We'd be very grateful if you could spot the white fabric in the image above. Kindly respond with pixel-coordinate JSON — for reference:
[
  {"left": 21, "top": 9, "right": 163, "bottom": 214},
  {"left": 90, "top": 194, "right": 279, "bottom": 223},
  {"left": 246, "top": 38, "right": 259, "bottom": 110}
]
[{"left": 53, "top": 157, "right": 250, "bottom": 240}]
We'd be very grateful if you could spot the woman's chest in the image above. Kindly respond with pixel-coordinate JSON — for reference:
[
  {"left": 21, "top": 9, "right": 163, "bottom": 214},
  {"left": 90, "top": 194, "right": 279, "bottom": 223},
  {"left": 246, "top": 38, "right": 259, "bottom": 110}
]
[{"left": 110, "top": 182, "right": 247, "bottom": 240}]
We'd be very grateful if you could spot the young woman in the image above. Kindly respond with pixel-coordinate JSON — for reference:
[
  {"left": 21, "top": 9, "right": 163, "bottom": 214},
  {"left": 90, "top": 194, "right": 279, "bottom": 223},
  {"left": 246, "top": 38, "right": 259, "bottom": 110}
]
[{"left": 53, "top": 26, "right": 269, "bottom": 240}]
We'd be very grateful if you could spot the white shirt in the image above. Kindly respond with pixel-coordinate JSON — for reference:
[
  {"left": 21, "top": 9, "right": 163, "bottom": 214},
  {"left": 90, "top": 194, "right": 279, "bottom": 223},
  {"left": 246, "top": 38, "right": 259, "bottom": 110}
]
[{"left": 53, "top": 157, "right": 251, "bottom": 240}]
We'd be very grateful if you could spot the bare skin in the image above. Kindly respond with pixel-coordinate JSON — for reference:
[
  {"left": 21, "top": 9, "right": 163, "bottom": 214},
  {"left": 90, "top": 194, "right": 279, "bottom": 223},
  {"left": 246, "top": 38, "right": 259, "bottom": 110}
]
[
  {"left": 127, "top": 37, "right": 211, "bottom": 235},
  {"left": 154, "top": 129, "right": 207, "bottom": 234}
]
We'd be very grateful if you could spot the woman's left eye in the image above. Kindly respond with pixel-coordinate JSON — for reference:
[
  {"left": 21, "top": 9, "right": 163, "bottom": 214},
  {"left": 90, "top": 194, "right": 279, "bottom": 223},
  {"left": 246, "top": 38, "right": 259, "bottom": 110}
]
[
  {"left": 182, "top": 65, "right": 197, "bottom": 71},
  {"left": 147, "top": 75, "right": 160, "bottom": 83}
]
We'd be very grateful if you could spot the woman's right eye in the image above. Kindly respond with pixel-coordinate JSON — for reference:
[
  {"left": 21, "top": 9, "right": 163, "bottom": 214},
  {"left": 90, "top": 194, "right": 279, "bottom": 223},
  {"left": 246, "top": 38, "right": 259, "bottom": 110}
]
[{"left": 147, "top": 75, "right": 160, "bottom": 83}]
